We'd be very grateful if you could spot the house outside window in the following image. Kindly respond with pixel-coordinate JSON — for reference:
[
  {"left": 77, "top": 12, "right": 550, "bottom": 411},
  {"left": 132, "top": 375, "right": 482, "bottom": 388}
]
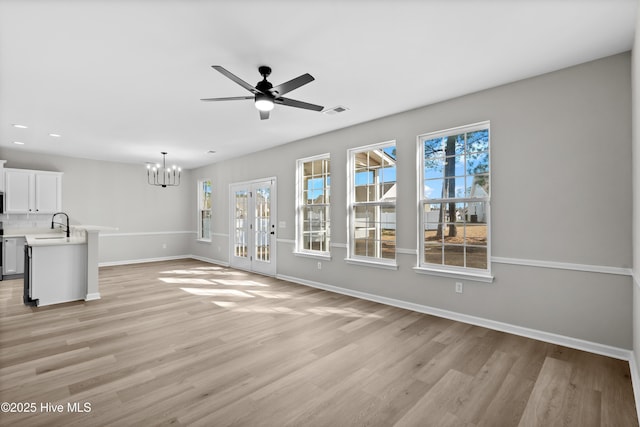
[
  {"left": 198, "top": 179, "right": 212, "bottom": 241},
  {"left": 417, "top": 121, "right": 491, "bottom": 281},
  {"left": 295, "top": 154, "right": 330, "bottom": 257},
  {"left": 347, "top": 141, "right": 397, "bottom": 268}
]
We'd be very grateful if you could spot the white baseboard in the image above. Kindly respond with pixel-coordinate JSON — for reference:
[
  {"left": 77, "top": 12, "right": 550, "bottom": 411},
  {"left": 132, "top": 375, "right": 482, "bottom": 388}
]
[
  {"left": 276, "top": 273, "right": 633, "bottom": 362},
  {"left": 189, "top": 254, "right": 229, "bottom": 267},
  {"left": 99, "top": 255, "right": 192, "bottom": 267},
  {"left": 99, "top": 254, "right": 229, "bottom": 268},
  {"left": 85, "top": 292, "right": 101, "bottom": 301}
]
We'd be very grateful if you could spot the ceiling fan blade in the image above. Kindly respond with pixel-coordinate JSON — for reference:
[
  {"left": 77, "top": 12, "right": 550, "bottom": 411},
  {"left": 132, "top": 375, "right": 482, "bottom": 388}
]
[
  {"left": 275, "top": 97, "right": 324, "bottom": 112},
  {"left": 211, "top": 65, "right": 260, "bottom": 94},
  {"left": 271, "top": 73, "right": 314, "bottom": 96},
  {"left": 200, "top": 96, "right": 253, "bottom": 102},
  {"left": 259, "top": 110, "right": 270, "bottom": 120}
]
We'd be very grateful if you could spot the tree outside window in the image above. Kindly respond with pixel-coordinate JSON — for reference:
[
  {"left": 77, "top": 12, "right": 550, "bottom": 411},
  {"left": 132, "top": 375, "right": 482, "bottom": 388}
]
[{"left": 419, "top": 122, "right": 490, "bottom": 272}]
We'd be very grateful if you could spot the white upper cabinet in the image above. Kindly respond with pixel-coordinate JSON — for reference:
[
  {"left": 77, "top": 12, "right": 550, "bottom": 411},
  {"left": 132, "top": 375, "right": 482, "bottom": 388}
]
[
  {"left": 34, "top": 173, "right": 61, "bottom": 212},
  {"left": 5, "top": 168, "right": 62, "bottom": 214}
]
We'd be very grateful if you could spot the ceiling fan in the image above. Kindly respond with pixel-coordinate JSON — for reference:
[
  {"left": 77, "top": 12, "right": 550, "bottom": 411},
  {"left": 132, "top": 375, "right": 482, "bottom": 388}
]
[{"left": 201, "top": 65, "right": 324, "bottom": 120}]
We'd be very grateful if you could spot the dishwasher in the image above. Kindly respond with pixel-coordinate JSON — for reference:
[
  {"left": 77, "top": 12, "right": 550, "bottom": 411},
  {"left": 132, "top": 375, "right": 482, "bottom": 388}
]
[{"left": 23, "top": 245, "right": 37, "bottom": 306}]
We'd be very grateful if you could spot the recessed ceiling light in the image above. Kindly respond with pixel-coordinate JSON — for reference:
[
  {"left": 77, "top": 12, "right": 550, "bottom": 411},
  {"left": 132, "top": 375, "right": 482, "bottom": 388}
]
[
  {"left": 13, "top": 141, "right": 24, "bottom": 145},
  {"left": 12, "top": 124, "right": 28, "bottom": 129},
  {"left": 49, "top": 133, "right": 61, "bottom": 138}
]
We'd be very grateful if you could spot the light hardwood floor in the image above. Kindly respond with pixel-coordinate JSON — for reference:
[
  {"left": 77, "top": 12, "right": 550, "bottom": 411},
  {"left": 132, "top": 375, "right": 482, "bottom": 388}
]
[{"left": 0, "top": 259, "right": 637, "bottom": 426}]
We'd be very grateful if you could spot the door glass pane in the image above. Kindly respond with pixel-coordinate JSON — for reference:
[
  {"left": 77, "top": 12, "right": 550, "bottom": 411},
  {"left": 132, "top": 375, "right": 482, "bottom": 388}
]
[
  {"left": 234, "top": 191, "right": 248, "bottom": 258},
  {"left": 255, "top": 186, "right": 271, "bottom": 262}
]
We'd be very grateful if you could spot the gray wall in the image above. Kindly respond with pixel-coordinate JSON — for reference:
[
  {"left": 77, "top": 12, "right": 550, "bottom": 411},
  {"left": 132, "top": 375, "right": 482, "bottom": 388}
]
[
  {"left": 0, "top": 150, "right": 194, "bottom": 262},
  {"left": 190, "top": 53, "right": 633, "bottom": 349}
]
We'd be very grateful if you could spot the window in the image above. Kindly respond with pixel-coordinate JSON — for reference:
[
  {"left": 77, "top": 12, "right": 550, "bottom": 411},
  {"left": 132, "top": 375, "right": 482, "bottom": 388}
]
[
  {"left": 347, "top": 141, "right": 397, "bottom": 268},
  {"left": 197, "top": 179, "right": 212, "bottom": 241},
  {"left": 417, "top": 121, "right": 491, "bottom": 280},
  {"left": 295, "top": 154, "right": 330, "bottom": 257}
]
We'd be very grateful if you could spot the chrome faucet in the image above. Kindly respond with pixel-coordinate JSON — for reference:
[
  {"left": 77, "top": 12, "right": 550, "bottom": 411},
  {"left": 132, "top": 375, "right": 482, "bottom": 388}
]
[{"left": 51, "top": 212, "right": 70, "bottom": 238}]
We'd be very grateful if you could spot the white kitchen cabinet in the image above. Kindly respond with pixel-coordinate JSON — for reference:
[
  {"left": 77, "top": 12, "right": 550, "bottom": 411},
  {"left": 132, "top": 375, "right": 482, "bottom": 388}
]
[
  {"left": 3, "top": 236, "right": 26, "bottom": 276},
  {"left": 5, "top": 169, "right": 62, "bottom": 214}
]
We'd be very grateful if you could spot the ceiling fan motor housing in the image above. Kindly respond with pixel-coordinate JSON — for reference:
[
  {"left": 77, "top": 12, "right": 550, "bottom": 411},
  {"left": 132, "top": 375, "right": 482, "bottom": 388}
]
[
  {"left": 256, "top": 79, "right": 274, "bottom": 96},
  {"left": 258, "top": 65, "right": 272, "bottom": 78}
]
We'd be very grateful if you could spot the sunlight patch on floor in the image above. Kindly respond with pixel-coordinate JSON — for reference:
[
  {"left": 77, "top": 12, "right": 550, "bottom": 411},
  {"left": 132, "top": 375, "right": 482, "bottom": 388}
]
[
  {"left": 230, "top": 306, "right": 305, "bottom": 315},
  {"left": 245, "top": 290, "right": 293, "bottom": 299},
  {"left": 159, "top": 269, "right": 211, "bottom": 275},
  {"left": 160, "top": 277, "right": 213, "bottom": 285},
  {"left": 194, "top": 266, "right": 225, "bottom": 271},
  {"left": 212, "top": 279, "right": 270, "bottom": 287},
  {"left": 212, "top": 301, "right": 238, "bottom": 308},
  {"left": 203, "top": 270, "right": 249, "bottom": 277},
  {"left": 180, "top": 288, "right": 255, "bottom": 298}
]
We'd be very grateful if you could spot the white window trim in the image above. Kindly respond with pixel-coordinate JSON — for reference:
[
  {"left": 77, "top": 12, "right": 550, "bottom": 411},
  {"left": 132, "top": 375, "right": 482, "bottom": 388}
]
[
  {"left": 293, "top": 251, "right": 332, "bottom": 261},
  {"left": 294, "top": 153, "right": 331, "bottom": 258},
  {"left": 197, "top": 178, "right": 212, "bottom": 243},
  {"left": 416, "top": 121, "right": 491, "bottom": 281},
  {"left": 346, "top": 140, "right": 398, "bottom": 268}
]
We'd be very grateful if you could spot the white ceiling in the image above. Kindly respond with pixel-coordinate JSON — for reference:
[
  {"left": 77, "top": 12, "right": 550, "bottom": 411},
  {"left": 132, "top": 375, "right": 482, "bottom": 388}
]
[{"left": 0, "top": 0, "right": 636, "bottom": 169}]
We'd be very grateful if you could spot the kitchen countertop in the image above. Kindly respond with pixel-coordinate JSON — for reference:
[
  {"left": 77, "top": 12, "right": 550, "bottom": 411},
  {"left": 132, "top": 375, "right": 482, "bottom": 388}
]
[
  {"left": 6, "top": 225, "right": 118, "bottom": 247},
  {"left": 4, "top": 227, "right": 87, "bottom": 247},
  {"left": 25, "top": 232, "right": 87, "bottom": 247}
]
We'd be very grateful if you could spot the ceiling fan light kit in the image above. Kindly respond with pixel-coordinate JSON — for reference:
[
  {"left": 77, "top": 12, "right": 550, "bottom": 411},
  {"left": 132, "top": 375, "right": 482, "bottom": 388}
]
[
  {"left": 255, "top": 93, "right": 274, "bottom": 112},
  {"left": 201, "top": 65, "right": 323, "bottom": 120}
]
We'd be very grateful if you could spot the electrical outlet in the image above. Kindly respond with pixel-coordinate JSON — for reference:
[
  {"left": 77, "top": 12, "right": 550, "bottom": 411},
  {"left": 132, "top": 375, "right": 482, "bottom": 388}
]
[
  {"left": 317, "top": 261, "right": 322, "bottom": 270},
  {"left": 455, "top": 282, "right": 463, "bottom": 293}
]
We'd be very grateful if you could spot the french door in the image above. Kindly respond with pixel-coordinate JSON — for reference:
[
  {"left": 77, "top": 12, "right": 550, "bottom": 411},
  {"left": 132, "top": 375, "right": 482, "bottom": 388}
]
[{"left": 229, "top": 178, "right": 276, "bottom": 276}]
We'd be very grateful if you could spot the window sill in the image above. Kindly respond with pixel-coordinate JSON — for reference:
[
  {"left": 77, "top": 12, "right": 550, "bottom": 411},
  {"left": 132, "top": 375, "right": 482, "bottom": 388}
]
[
  {"left": 293, "top": 251, "right": 332, "bottom": 261},
  {"left": 413, "top": 266, "right": 494, "bottom": 283},
  {"left": 196, "top": 238, "right": 212, "bottom": 244},
  {"left": 344, "top": 257, "right": 398, "bottom": 270}
]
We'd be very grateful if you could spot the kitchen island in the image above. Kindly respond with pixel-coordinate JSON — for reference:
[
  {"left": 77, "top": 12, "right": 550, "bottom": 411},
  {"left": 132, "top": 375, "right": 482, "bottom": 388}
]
[
  {"left": 25, "top": 232, "right": 87, "bottom": 306},
  {"left": 21, "top": 226, "right": 109, "bottom": 307}
]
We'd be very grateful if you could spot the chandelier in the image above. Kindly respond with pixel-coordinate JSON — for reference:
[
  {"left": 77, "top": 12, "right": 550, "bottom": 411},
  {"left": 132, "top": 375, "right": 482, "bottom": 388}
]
[{"left": 147, "top": 152, "right": 181, "bottom": 187}]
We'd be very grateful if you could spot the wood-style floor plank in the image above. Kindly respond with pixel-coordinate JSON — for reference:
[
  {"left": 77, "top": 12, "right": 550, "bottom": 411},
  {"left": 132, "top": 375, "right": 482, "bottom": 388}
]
[{"left": 0, "top": 259, "right": 637, "bottom": 426}]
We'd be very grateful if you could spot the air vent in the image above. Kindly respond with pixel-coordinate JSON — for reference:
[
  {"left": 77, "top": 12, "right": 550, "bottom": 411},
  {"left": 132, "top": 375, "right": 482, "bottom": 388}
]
[{"left": 323, "top": 105, "right": 350, "bottom": 115}]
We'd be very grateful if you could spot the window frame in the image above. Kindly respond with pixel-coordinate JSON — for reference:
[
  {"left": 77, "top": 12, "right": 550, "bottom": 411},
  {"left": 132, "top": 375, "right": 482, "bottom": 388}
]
[
  {"left": 197, "top": 178, "right": 212, "bottom": 242},
  {"left": 294, "top": 153, "right": 331, "bottom": 259},
  {"left": 346, "top": 140, "right": 398, "bottom": 270},
  {"left": 415, "top": 121, "right": 493, "bottom": 282}
]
